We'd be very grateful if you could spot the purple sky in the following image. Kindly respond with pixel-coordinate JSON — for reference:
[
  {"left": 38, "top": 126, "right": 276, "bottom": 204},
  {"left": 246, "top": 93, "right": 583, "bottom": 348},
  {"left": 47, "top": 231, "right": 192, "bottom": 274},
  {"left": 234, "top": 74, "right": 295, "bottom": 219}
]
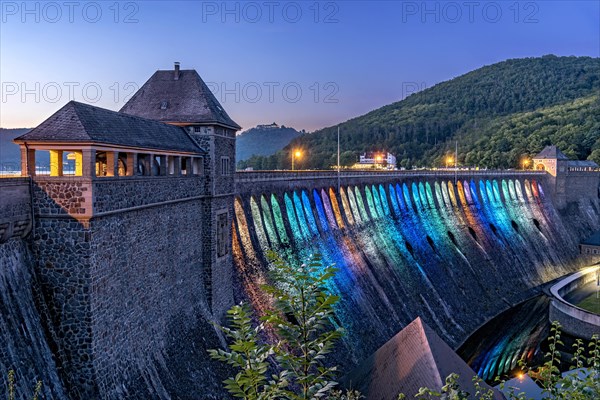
[{"left": 1, "top": 1, "right": 598, "bottom": 132}]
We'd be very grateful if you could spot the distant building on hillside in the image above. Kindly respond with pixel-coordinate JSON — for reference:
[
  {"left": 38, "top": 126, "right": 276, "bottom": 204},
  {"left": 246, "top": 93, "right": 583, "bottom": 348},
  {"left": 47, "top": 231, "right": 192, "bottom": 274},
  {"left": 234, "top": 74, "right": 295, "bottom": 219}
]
[
  {"left": 355, "top": 152, "right": 397, "bottom": 169},
  {"left": 256, "top": 122, "right": 279, "bottom": 129}
]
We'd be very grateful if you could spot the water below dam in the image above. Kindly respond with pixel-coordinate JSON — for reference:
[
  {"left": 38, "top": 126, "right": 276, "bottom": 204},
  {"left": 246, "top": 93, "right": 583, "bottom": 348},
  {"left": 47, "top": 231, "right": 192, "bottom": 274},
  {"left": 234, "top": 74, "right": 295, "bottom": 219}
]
[
  {"left": 459, "top": 290, "right": 599, "bottom": 385},
  {"left": 458, "top": 295, "right": 551, "bottom": 383}
]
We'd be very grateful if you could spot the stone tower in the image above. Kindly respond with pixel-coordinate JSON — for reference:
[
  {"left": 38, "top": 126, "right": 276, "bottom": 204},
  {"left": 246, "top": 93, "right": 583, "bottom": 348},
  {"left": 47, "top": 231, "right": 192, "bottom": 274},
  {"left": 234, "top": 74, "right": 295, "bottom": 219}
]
[
  {"left": 120, "top": 62, "right": 241, "bottom": 314},
  {"left": 12, "top": 64, "right": 240, "bottom": 399},
  {"left": 533, "top": 145, "right": 599, "bottom": 209}
]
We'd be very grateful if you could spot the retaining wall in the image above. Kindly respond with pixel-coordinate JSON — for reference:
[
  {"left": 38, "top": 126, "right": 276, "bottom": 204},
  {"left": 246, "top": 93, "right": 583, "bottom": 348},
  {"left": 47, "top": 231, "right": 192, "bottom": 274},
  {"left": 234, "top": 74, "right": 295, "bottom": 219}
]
[{"left": 549, "top": 266, "right": 600, "bottom": 339}]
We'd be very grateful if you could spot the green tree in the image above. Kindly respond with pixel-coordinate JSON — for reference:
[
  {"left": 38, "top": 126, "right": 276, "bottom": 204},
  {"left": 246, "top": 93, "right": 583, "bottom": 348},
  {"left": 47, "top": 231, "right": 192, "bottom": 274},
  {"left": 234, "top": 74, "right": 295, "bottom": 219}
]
[
  {"left": 588, "top": 149, "right": 600, "bottom": 165},
  {"left": 209, "top": 252, "right": 344, "bottom": 400}
]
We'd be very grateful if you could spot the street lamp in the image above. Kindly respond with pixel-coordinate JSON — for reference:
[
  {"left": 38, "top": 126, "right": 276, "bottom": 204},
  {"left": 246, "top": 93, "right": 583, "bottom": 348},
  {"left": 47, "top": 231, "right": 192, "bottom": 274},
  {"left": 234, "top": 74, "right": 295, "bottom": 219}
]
[
  {"left": 522, "top": 159, "right": 530, "bottom": 170},
  {"left": 292, "top": 150, "right": 302, "bottom": 171},
  {"left": 446, "top": 156, "right": 454, "bottom": 169},
  {"left": 375, "top": 154, "right": 382, "bottom": 169}
]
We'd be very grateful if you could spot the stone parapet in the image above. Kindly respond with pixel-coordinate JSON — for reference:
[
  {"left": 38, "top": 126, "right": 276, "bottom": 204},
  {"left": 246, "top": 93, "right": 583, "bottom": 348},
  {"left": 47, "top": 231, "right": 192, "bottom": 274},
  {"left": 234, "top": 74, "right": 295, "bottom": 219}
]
[
  {"left": 31, "top": 175, "right": 209, "bottom": 221},
  {"left": 91, "top": 175, "right": 209, "bottom": 214}
]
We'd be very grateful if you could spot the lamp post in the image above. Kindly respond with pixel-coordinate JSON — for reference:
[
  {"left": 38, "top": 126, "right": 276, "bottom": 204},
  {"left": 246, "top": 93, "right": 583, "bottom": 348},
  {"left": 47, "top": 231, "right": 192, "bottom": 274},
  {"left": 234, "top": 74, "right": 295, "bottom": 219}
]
[
  {"left": 522, "top": 159, "right": 530, "bottom": 170},
  {"left": 337, "top": 126, "right": 340, "bottom": 192},
  {"left": 292, "top": 150, "right": 302, "bottom": 171},
  {"left": 446, "top": 156, "right": 454, "bottom": 169},
  {"left": 375, "top": 155, "right": 382, "bottom": 169}
]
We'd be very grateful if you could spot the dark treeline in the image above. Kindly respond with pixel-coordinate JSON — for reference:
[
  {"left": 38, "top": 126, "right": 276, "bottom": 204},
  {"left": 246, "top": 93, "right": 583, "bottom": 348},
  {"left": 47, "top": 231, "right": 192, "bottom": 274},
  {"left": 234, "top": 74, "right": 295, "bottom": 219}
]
[{"left": 238, "top": 55, "right": 600, "bottom": 170}]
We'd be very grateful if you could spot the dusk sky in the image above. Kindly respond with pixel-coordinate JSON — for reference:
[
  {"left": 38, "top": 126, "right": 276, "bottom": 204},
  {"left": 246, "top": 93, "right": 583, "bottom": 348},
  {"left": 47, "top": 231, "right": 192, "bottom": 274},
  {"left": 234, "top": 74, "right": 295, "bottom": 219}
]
[{"left": 1, "top": 1, "right": 598, "bottom": 132}]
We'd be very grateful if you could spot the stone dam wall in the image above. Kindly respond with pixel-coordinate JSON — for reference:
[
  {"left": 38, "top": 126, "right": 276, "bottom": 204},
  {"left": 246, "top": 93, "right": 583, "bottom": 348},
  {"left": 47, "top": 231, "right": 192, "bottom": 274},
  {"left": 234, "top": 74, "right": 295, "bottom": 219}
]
[
  {"left": 232, "top": 173, "right": 600, "bottom": 370},
  {"left": 0, "top": 237, "right": 67, "bottom": 399},
  {"left": 0, "top": 170, "right": 599, "bottom": 399}
]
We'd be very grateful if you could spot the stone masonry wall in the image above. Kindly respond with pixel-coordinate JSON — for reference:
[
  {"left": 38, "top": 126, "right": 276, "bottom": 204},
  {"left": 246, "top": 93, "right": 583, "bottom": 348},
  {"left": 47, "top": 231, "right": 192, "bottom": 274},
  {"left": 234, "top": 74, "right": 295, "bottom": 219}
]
[
  {"left": 32, "top": 217, "right": 96, "bottom": 398},
  {"left": 29, "top": 174, "right": 233, "bottom": 399},
  {"left": 89, "top": 200, "right": 229, "bottom": 399},
  {"left": 192, "top": 127, "right": 236, "bottom": 316},
  {"left": 204, "top": 196, "right": 234, "bottom": 316},
  {"left": 32, "top": 179, "right": 91, "bottom": 217},
  {"left": 565, "top": 172, "right": 600, "bottom": 205},
  {"left": 92, "top": 176, "right": 208, "bottom": 213}
]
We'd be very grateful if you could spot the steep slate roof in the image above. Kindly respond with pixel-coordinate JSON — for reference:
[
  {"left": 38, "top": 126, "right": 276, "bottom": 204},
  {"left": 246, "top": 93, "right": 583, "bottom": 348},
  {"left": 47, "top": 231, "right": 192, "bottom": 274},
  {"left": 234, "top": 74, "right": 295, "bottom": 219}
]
[
  {"left": 534, "top": 146, "right": 569, "bottom": 160},
  {"left": 120, "top": 68, "right": 241, "bottom": 130},
  {"left": 14, "top": 101, "right": 202, "bottom": 154},
  {"left": 582, "top": 232, "right": 600, "bottom": 246},
  {"left": 344, "top": 318, "right": 503, "bottom": 400}
]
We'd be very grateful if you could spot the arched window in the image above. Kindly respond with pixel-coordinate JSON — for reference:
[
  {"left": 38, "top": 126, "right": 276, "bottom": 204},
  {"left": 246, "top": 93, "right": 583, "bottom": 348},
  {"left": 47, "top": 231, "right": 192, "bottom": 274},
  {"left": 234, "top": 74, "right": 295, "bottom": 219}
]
[
  {"left": 95, "top": 152, "right": 108, "bottom": 176},
  {"left": 118, "top": 156, "right": 127, "bottom": 176},
  {"left": 152, "top": 157, "right": 160, "bottom": 176},
  {"left": 137, "top": 158, "right": 146, "bottom": 175}
]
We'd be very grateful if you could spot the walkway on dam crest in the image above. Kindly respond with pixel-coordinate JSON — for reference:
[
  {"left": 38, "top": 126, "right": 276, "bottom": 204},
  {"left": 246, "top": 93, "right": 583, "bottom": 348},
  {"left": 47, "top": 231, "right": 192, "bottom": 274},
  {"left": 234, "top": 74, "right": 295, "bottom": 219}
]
[{"left": 235, "top": 169, "right": 547, "bottom": 196}]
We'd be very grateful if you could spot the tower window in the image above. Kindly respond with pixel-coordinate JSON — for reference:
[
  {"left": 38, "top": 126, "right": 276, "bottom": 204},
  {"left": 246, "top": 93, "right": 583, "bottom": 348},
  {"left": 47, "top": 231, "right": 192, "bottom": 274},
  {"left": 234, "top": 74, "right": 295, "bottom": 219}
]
[
  {"left": 217, "top": 212, "right": 228, "bottom": 257},
  {"left": 221, "top": 157, "right": 230, "bottom": 175},
  {"left": 194, "top": 126, "right": 202, "bottom": 133},
  {"left": 160, "top": 101, "right": 168, "bottom": 110}
]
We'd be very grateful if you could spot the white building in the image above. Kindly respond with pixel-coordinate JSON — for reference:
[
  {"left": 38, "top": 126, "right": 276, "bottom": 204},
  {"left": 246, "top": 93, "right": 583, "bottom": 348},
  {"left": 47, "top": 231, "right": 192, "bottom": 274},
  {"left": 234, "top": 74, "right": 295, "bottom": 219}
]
[{"left": 358, "top": 152, "right": 397, "bottom": 169}]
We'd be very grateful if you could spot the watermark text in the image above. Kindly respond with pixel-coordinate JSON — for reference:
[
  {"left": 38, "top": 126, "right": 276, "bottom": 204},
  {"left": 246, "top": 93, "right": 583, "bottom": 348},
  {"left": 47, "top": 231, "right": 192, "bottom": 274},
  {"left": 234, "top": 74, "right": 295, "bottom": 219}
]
[
  {"left": 1, "top": 1, "right": 140, "bottom": 23},
  {"left": 201, "top": 1, "right": 339, "bottom": 23}
]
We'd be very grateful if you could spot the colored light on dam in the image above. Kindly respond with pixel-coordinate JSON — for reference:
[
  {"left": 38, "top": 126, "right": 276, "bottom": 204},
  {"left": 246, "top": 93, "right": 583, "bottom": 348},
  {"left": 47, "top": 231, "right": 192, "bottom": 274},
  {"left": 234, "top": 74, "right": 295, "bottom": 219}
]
[{"left": 232, "top": 175, "right": 584, "bottom": 368}]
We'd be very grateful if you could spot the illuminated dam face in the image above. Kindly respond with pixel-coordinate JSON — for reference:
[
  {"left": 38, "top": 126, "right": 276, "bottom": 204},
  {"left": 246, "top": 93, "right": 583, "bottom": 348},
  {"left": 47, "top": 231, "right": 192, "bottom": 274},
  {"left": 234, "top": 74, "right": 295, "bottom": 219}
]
[{"left": 232, "top": 176, "right": 585, "bottom": 365}]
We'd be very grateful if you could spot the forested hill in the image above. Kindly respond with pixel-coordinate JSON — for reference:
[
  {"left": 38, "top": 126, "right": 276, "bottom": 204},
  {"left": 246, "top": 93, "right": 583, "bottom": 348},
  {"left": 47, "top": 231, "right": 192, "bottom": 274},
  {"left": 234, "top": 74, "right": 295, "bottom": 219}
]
[
  {"left": 241, "top": 55, "right": 600, "bottom": 170},
  {"left": 236, "top": 123, "right": 303, "bottom": 162}
]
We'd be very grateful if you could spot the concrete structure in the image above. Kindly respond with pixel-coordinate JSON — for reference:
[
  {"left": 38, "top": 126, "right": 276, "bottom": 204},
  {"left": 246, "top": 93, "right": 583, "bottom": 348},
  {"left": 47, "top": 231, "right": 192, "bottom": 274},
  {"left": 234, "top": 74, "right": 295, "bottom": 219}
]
[
  {"left": 533, "top": 146, "right": 600, "bottom": 209},
  {"left": 344, "top": 317, "right": 503, "bottom": 400},
  {"left": 549, "top": 266, "right": 600, "bottom": 340}
]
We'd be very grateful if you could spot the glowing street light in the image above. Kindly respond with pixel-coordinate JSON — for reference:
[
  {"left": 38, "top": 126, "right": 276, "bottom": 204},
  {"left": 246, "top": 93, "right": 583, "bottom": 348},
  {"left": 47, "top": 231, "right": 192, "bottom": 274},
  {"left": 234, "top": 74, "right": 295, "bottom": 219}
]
[
  {"left": 292, "top": 150, "right": 302, "bottom": 171},
  {"left": 522, "top": 159, "right": 530, "bottom": 170},
  {"left": 446, "top": 156, "right": 454, "bottom": 169}
]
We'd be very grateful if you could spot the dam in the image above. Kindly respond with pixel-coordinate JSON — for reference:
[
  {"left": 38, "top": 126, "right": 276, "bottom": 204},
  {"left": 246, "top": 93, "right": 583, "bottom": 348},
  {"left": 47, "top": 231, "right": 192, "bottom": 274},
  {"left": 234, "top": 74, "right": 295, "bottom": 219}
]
[
  {"left": 232, "top": 170, "right": 600, "bottom": 368},
  {"left": 1, "top": 63, "right": 599, "bottom": 399}
]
